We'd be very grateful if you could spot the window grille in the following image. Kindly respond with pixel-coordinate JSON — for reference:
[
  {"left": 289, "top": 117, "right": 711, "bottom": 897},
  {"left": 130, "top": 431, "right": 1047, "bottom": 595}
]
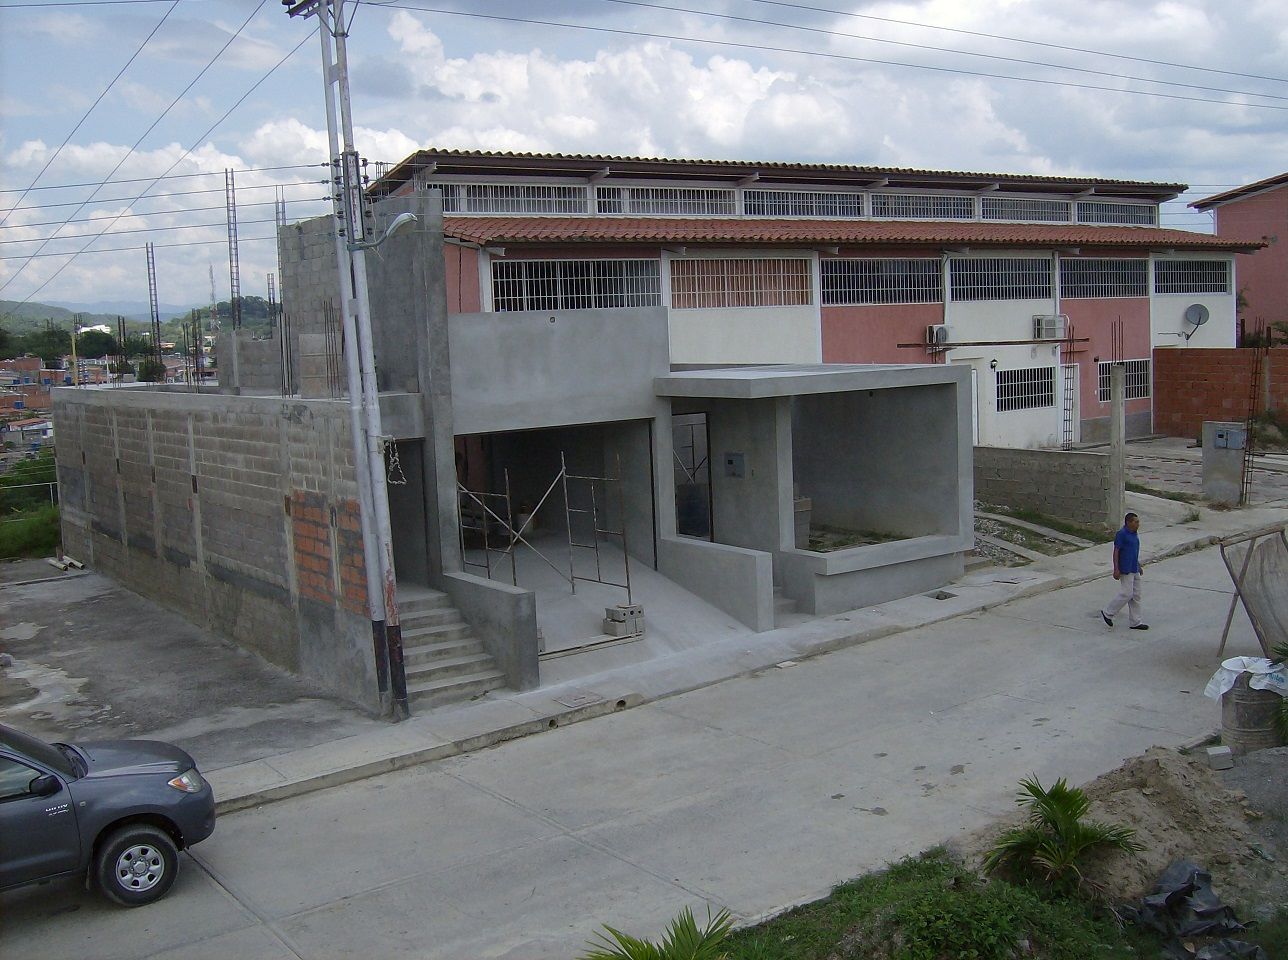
[
  {"left": 743, "top": 190, "right": 865, "bottom": 218},
  {"left": 491, "top": 259, "right": 661, "bottom": 311},
  {"left": 1154, "top": 259, "right": 1230, "bottom": 294},
  {"left": 981, "top": 196, "right": 1071, "bottom": 222},
  {"left": 949, "top": 257, "right": 1052, "bottom": 301},
  {"left": 596, "top": 186, "right": 737, "bottom": 216},
  {"left": 871, "top": 193, "right": 974, "bottom": 219},
  {"left": 821, "top": 258, "right": 942, "bottom": 305},
  {"left": 1076, "top": 201, "right": 1157, "bottom": 225},
  {"left": 1059, "top": 258, "right": 1148, "bottom": 299},
  {"left": 439, "top": 182, "right": 588, "bottom": 215},
  {"left": 996, "top": 366, "right": 1056, "bottom": 412},
  {"left": 1097, "top": 359, "right": 1151, "bottom": 402},
  {"left": 670, "top": 258, "right": 813, "bottom": 309}
]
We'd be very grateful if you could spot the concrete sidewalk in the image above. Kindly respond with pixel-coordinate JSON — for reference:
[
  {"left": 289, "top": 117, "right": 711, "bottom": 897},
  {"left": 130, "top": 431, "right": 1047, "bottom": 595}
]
[
  {"left": 205, "top": 500, "right": 1288, "bottom": 816},
  {"left": 2, "top": 514, "right": 1277, "bottom": 960}
]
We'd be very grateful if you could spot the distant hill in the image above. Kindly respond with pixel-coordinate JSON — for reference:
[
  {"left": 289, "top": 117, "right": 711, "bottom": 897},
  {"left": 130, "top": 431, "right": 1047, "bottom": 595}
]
[{"left": 1, "top": 299, "right": 193, "bottom": 335}]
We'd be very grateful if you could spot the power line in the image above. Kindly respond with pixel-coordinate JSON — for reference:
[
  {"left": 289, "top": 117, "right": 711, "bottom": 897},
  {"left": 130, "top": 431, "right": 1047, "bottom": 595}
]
[
  {"left": 745, "top": 0, "right": 1288, "bottom": 86},
  {"left": 368, "top": 3, "right": 1288, "bottom": 113},
  {"left": 0, "top": 217, "right": 279, "bottom": 245},
  {"left": 0, "top": 180, "right": 329, "bottom": 214},
  {"left": 5, "top": 18, "right": 311, "bottom": 305},
  {"left": 0, "top": 0, "right": 274, "bottom": 296},
  {"left": 598, "top": 0, "right": 1288, "bottom": 103},
  {"left": 0, "top": 235, "right": 277, "bottom": 262},
  {"left": 0, "top": 163, "right": 326, "bottom": 195},
  {"left": 0, "top": 1, "right": 179, "bottom": 6},
  {"left": 2, "top": 197, "right": 328, "bottom": 230},
  {"left": 0, "top": 1, "right": 180, "bottom": 228}
]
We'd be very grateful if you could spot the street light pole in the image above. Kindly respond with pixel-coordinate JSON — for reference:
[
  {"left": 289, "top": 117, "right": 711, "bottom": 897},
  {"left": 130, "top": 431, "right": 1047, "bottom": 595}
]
[{"left": 285, "top": 0, "right": 408, "bottom": 718}]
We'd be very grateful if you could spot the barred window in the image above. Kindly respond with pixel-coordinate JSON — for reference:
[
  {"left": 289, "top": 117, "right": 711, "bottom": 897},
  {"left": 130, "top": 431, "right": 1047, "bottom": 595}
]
[
  {"left": 981, "top": 197, "right": 1071, "bottom": 222},
  {"left": 949, "top": 257, "right": 1052, "bottom": 301},
  {"left": 596, "top": 186, "right": 737, "bottom": 216},
  {"left": 743, "top": 189, "right": 865, "bottom": 218},
  {"left": 871, "top": 193, "right": 974, "bottom": 219},
  {"left": 1097, "top": 359, "right": 1151, "bottom": 402},
  {"left": 1059, "top": 258, "right": 1148, "bottom": 299},
  {"left": 492, "top": 259, "right": 661, "bottom": 311},
  {"left": 1154, "top": 259, "right": 1231, "bottom": 294},
  {"left": 670, "top": 258, "right": 813, "bottom": 309},
  {"left": 996, "top": 367, "right": 1056, "bottom": 412},
  {"left": 440, "top": 182, "right": 588, "bottom": 214},
  {"left": 1077, "top": 201, "right": 1157, "bottom": 226},
  {"left": 821, "top": 258, "right": 942, "bottom": 305}
]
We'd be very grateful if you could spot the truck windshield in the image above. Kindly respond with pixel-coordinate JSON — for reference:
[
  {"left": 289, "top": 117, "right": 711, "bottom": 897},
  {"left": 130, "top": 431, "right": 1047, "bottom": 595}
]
[{"left": 0, "top": 725, "right": 77, "bottom": 778}]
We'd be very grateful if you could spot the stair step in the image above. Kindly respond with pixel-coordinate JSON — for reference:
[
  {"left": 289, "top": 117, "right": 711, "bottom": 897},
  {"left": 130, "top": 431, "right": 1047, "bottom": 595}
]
[
  {"left": 408, "top": 669, "right": 506, "bottom": 708},
  {"left": 397, "top": 592, "right": 453, "bottom": 615},
  {"left": 403, "top": 637, "right": 486, "bottom": 666},
  {"left": 405, "top": 653, "right": 496, "bottom": 683},
  {"left": 399, "top": 606, "right": 461, "bottom": 630},
  {"left": 774, "top": 595, "right": 798, "bottom": 614},
  {"left": 401, "top": 622, "right": 473, "bottom": 644}
]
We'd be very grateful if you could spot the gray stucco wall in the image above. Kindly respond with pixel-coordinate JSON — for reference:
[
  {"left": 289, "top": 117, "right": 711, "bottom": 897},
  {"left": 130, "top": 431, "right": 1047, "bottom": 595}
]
[
  {"left": 705, "top": 396, "right": 793, "bottom": 555},
  {"left": 53, "top": 386, "right": 380, "bottom": 710},
  {"left": 793, "top": 383, "right": 961, "bottom": 539},
  {"left": 1080, "top": 410, "right": 1154, "bottom": 445},
  {"left": 442, "top": 571, "right": 539, "bottom": 690},
  {"left": 449, "top": 307, "right": 671, "bottom": 435},
  {"left": 974, "top": 446, "right": 1113, "bottom": 529},
  {"left": 657, "top": 536, "right": 774, "bottom": 631}
]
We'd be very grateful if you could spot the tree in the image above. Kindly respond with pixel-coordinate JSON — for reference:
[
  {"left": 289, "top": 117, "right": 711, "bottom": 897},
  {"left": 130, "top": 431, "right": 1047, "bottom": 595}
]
[
  {"left": 0, "top": 324, "right": 15, "bottom": 359},
  {"left": 122, "top": 333, "right": 154, "bottom": 358},
  {"left": 135, "top": 357, "right": 166, "bottom": 382},
  {"left": 19, "top": 328, "right": 71, "bottom": 366},
  {"left": 76, "top": 329, "right": 118, "bottom": 358}
]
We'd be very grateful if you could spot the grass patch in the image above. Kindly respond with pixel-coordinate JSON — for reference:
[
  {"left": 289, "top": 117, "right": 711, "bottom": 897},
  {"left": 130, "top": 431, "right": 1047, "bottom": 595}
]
[
  {"left": 0, "top": 504, "right": 61, "bottom": 559},
  {"left": 1249, "top": 907, "right": 1288, "bottom": 960},
  {"left": 724, "top": 850, "right": 1144, "bottom": 960},
  {"left": 806, "top": 525, "right": 903, "bottom": 552},
  {"left": 981, "top": 505, "right": 1111, "bottom": 544},
  {"left": 1125, "top": 481, "right": 1202, "bottom": 504}
]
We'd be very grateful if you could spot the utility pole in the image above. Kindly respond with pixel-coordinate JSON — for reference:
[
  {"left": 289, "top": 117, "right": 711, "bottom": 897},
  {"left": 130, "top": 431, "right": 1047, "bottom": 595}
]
[{"left": 284, "top": 0, "right": 408, "bottom": 718}]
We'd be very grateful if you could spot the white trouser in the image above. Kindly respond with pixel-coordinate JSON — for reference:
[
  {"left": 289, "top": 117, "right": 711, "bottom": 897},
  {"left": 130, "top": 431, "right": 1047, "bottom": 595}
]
[{"left": 1104, "top": 573, "right": 1143, "bottom": 626}]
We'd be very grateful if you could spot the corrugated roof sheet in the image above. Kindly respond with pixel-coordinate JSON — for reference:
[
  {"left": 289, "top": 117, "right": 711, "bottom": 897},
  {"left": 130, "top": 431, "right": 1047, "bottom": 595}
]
[
  {"left": 1191, "top": 172, "right": 1288, "bottom": 209},
  {"left": 443, "top": 217, "right": 1258, "bottom": 250}
]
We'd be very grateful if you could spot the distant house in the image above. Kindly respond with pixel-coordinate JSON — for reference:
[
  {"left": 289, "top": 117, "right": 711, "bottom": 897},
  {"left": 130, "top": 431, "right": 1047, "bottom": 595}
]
[
  {"left": 3, "top": 417, "right": 54, "bottom": 444},
  {"left": 1192, "top": 173, "right": 1288, "bottom": 336}
]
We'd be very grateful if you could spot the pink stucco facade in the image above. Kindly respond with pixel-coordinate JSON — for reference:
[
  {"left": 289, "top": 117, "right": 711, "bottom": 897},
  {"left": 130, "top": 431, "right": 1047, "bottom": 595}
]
[{"left": 1213, "top": 185, "right": 1288, "bottom": 329}]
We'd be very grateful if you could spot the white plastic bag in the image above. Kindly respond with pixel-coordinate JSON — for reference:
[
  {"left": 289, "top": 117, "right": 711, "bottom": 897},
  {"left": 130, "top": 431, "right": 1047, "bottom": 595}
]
[{"left": 1203, "top": 656, "right": 1288, "bottom": 699}]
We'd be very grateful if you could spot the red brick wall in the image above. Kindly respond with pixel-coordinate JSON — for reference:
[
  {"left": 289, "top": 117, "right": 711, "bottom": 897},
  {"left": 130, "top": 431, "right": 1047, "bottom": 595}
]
[
  {"left": 291, "top": 491, "right": 334, "bottom": 605},
  {"left": 1152, "top": 347, "right": 1288, "bottom": 438}
]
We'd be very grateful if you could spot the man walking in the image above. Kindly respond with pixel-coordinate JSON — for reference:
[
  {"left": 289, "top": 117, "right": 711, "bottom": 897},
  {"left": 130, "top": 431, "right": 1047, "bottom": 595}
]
[{"left": 1101, "top": 512, "right": 1148, "bottom": 630}]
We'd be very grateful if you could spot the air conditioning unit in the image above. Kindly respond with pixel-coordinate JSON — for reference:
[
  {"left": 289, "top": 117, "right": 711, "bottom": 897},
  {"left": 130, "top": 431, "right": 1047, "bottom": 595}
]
[
  {"left": 926, "top": 324, "right": 951, "bottom": 346},
  {"left": 1032, "top": 314, "right": 1068, "bottom": 339}
]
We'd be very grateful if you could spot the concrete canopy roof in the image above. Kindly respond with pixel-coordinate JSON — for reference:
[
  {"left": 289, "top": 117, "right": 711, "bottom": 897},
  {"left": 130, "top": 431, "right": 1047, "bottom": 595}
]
[{"left": 655, "top": 364, "right": 965, "bottom": 399}]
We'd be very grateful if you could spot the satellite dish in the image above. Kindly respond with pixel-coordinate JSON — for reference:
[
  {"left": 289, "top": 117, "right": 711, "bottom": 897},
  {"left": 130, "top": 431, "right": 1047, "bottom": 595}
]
[{"left": 1184, "top": 303, "right": 1210, "bottom": 327}]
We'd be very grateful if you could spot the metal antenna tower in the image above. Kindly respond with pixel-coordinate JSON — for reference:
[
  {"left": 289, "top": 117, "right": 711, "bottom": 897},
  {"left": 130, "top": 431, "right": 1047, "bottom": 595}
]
[
  {"left": 146, "top": 242, "right": 162, "bottom": 367},
  {"left": 225, "top": 169, "right": 243, "bottom": 330}
]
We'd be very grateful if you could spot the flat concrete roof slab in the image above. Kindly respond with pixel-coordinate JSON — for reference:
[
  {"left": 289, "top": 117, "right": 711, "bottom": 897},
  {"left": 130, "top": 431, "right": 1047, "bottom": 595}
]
[{"left": 655, "top": 363, "right": 967, "bottom": 399}]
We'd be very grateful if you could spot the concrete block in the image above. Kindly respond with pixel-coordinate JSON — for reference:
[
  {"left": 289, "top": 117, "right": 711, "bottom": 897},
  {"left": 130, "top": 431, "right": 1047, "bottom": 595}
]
[
  {"left": 1206, "top": 745, "right": 1234, "bottom": 770},
  {"left": 604, "top": 603, "right": 644, "bottom": 622}
]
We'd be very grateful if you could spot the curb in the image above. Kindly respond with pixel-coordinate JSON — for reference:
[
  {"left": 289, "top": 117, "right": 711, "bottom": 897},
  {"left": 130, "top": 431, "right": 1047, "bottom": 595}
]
[{"left": 207, "top": 528, "right": 1236, "bottom": 816}]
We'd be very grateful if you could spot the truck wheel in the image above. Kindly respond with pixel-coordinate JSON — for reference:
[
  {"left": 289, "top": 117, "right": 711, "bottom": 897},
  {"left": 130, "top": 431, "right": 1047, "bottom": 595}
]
[{"left": 94, "top": 824, "right": 179, "bottom": 906}]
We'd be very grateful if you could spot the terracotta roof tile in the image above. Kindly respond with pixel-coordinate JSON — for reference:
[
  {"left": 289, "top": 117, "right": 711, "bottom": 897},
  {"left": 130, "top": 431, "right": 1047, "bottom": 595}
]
[
  {"left": 443, "top": 217, "right": 1258, "bottom": 251},
  {"left": 1191, "top": 172, "right": 1288, "bottom": 209}
]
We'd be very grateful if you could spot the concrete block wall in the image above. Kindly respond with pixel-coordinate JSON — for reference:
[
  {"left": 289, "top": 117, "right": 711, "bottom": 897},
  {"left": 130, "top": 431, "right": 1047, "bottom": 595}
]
[
  {"left": 53, "top": 386, "right": 378, "bottom": 709},
  {"left": 1153, "top": 347, "right": 1288, "bottom": 439},
  {"left": 974, "top": 446, "right": 1112, "bottom": 529},
  {"left": 215, "top": 330, "right": 285, "bottom": 395}
]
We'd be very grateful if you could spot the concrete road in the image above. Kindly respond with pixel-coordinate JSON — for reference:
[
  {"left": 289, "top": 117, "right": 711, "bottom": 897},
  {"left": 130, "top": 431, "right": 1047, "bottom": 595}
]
[{"left": 0, "top": 546, "right": 1263, "bottom": 960}]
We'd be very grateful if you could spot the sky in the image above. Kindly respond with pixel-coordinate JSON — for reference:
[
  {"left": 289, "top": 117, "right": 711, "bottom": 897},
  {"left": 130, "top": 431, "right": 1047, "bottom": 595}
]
[{"left": 1, "top": 0, "right": 1287, "bottom": 315}]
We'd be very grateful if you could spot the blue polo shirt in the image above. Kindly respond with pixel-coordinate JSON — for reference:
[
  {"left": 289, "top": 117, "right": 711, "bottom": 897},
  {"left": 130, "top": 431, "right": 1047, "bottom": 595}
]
[{"left": 1115, "top": 527, "right": 1141, "bottom": 574}]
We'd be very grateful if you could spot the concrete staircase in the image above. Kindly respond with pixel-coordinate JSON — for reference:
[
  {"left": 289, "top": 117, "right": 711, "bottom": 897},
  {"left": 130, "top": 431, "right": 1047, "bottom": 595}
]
[{"left": 398, "top": 587, "right": 506, "bottom": 710}]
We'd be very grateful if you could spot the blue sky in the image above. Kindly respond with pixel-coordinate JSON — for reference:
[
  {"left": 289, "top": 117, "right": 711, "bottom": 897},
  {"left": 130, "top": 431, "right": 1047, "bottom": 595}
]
[{"left": 1, "top": 0, "right": 1287, "bottom": 312}]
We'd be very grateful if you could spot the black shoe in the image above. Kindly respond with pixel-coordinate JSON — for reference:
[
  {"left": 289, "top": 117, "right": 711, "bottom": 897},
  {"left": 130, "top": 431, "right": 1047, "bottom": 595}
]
[
  {"left": 1130, "top": 624, "right": 1149, "bottom": 631},
  {"left": 1100, "top": 611, "right": 1113, "bottom": 627}
]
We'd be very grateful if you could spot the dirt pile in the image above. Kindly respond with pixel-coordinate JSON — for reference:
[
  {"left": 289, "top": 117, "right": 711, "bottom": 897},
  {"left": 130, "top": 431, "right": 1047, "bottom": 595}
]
[{"left": 959, "top": 746, "right": 1287, "bottom": 917}]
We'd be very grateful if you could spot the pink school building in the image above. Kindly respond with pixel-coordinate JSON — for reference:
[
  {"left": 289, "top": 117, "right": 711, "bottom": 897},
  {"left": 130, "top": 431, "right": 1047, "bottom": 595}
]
[{"left": 372, "top": 149, "right": 1258, "bottom": 448}]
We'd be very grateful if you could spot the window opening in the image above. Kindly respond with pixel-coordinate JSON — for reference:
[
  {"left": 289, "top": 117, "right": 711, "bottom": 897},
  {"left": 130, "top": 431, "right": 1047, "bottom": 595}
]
[
  {"left": 949, "top": 257, "right": 1052, "bottom": 301},
  {"left": 821, "top": 258, "right": 942, "bottom": 305},
  {"left": 996, "top": 366, "right": 1056, "bottom": 412},
  {"left": 670, "top": 258, "right": 813, "bottom": 308}
]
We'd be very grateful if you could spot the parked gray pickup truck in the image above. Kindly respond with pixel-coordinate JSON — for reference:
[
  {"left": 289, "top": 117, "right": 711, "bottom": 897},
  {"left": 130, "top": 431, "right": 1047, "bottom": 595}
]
[{"left": 0, "top": 723, "right": 215, "bottom": 906}]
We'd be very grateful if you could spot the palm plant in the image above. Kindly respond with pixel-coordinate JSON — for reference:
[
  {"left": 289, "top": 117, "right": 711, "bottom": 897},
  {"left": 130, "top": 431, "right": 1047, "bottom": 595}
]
[
  {"left": 579, "top": 906, "right": 735, "bottom": 960},
  {"left": 982, "top": 776, "right": 1143, "bottom": 889}
]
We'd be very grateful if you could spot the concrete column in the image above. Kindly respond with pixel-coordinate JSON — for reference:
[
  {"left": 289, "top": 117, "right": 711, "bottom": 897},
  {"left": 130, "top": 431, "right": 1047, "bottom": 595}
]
[{"left": 1108, "top": 364, "right": 1126, "bottom": 530}]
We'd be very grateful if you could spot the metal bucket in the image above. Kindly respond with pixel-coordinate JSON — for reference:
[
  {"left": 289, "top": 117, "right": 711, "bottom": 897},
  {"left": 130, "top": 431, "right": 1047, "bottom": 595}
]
[{"left": 1221, "top": 672, "right": 1285, "bottom": 755}]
